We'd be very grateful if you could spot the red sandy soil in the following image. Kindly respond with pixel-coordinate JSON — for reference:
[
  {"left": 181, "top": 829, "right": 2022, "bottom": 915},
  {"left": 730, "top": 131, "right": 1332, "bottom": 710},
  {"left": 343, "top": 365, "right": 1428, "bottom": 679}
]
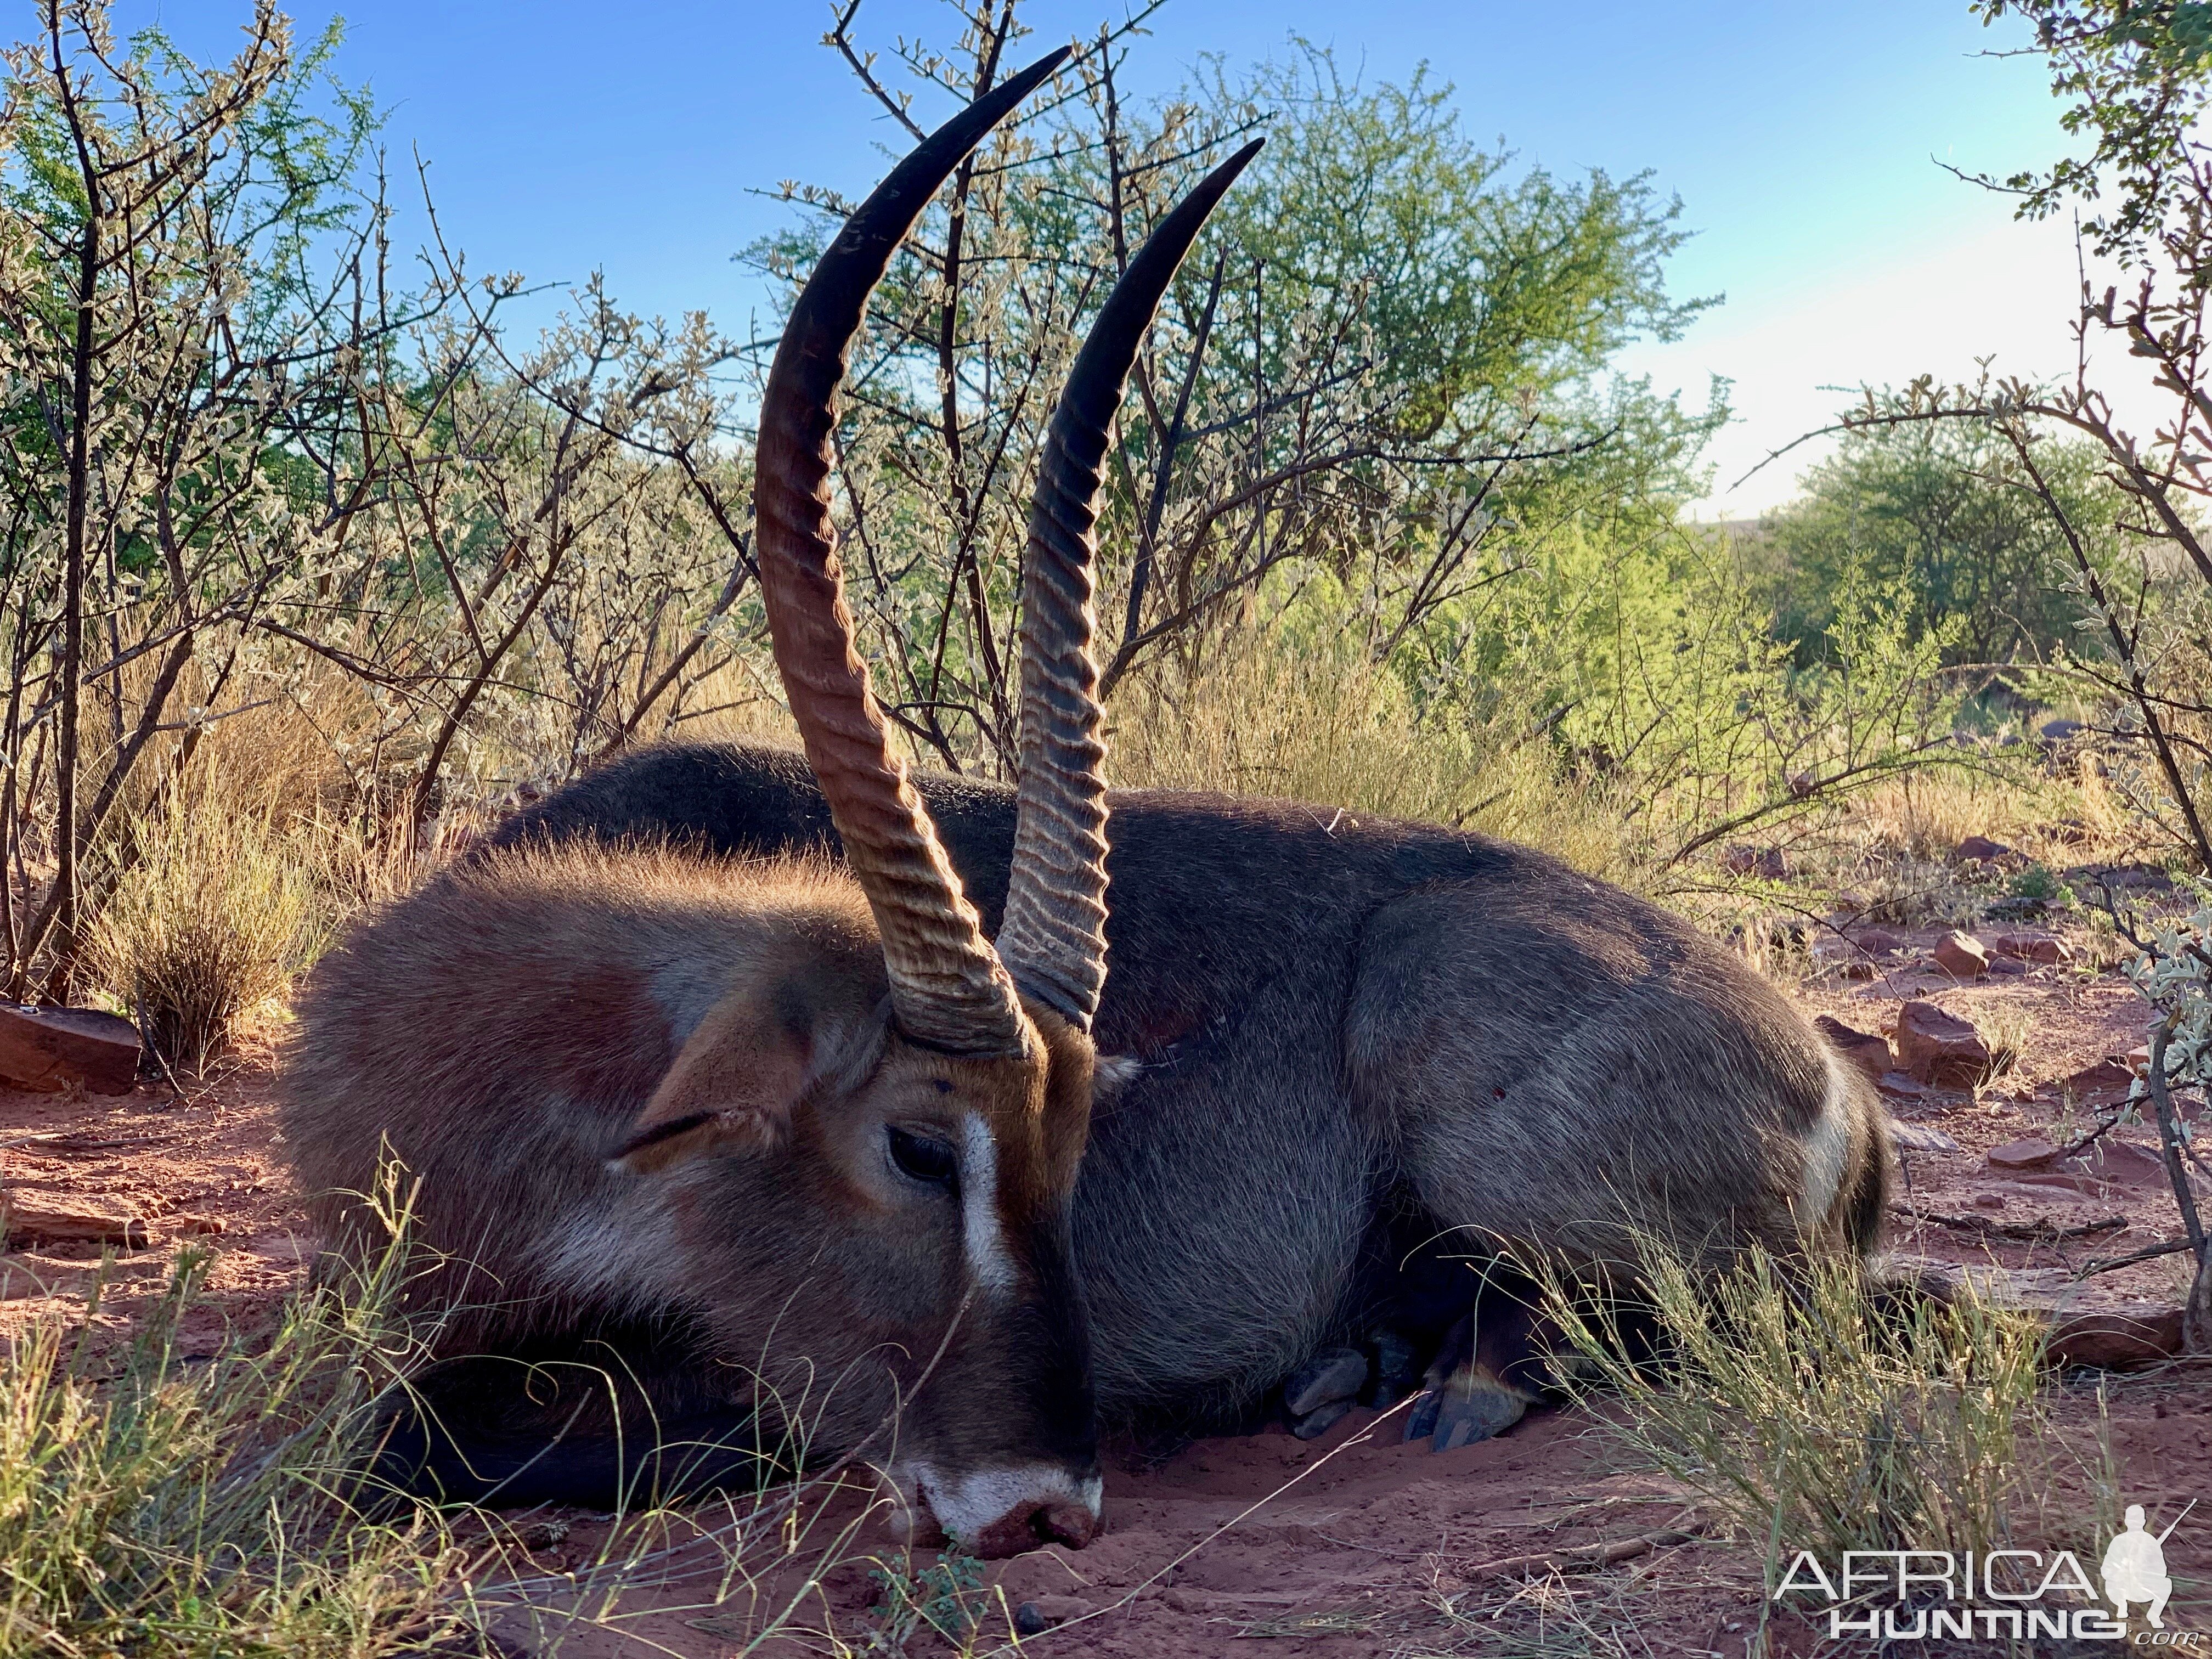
[{"left": 2, "top": 929, "right": 2208, "bottom": 1658}]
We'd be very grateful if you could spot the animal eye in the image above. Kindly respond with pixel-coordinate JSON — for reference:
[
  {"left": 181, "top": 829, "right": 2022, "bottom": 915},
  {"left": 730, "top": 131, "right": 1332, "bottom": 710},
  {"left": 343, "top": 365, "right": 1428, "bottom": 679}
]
[{"left": 887, "top": 1125, "right": 958, "bottom": 1189}]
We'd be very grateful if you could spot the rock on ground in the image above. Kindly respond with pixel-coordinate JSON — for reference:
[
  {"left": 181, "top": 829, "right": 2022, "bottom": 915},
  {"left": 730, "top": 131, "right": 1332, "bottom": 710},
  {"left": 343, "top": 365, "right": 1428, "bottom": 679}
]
[
  {"left": 1933, "top": 930, "right": 1990, "bottom": 978},
  {"left": 1894, "top": 999, "right": 1993, "bottom": 1086},
  {"left": 0, "top": 1003, "right": 139, "bottom": 1094},
  {"left": 1814, "top": 1014, "right": 1891, "bottom": 1084},
  {"left": 1898, "top": 1255, "right": 2187, "bottom": 1369},
  {"left": 1, "top": 1192, "right": 148, "bottom": 1249}
]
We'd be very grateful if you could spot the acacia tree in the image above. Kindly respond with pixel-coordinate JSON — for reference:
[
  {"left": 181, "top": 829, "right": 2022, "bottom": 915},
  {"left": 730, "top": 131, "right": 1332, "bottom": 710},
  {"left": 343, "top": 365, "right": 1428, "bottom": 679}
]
[
  {"left": 741, "top": 0, "right": 1716, "bottom": 775},
  {"left": 0, "top": 0, "right": 391, "bottom": 990},
  {"left": 282, "top": 270, "right": 755, "bottom": 836},
  {"left": 1753, "top": 418, "right": 2126, "bottom": 666},
  {"left": 0, "top": 0, "right": 760, "bottom": 1003}
]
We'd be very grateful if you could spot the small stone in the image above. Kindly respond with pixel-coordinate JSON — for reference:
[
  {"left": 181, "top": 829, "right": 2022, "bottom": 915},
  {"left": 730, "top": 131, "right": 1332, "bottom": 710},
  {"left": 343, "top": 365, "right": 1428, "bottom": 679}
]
[
  {"left": 1720, "top": 844, "right": 1788, "bottom": 880},
  {"left": 1989, "top": 957, "right": 2027, "bottom": 977},
  {"left": 1895, "top": 1000, "right": 1994, "bottom": 1087},
  {"left": 1933, "top": 931, "right": 1989, "bottom": 978},
  {"left": 1283, "top": 1346, "right": 1369, "bottom": 1417},
  {"left": 2065, "top": 1138, "right": 2178, "bottom": 1186},
  {"left": 2073, "top": 862, "right": 2172, "bottom": 894},
  {"left": 2128, "top": 1045, "right": 2152, "bottom": 1077},
  {"left": 1987, "top": 1137, "right": 2061, "bottom": 1171},
  {"left": 1852, "top": 928, "right": 1906, "bottom": 956},
  {"left": 1015, "top": 1595, "right": 1095, "bottom": 1634},
  {"left": 0, "top": 1003, "right": 140, "bottom": 1094},
  {"left": 1815, "top": 1015, "right": 1892, "bottom": 1085},
  {"left": 0, "top": 1259, "right": 49, "bottom": 1298},
  {"left": 1955, "top": 835, "right": 2013, "bottom": 862},
  {"left": 1287, "top": 1397, "right": 1355, "bottom": 1440},
  {"left": 172, "top": 1214, "right": 223, "bottom": 1236},
  {"left": 1991, "top": 932, "right": 2067, "bottom": 964},
  {"left": 1888, "top": 1119, "right": 1959, "bottom": 1153},
  {"left": 1, "top": 1193, "right": 148, "bottom": 1249},
  {"left": 1877, "top": 1070, "right": 1928, "bottom": 1103},
  {"left": 1972, "top": 1193, "right": 2005, "bottom": 1209},
  {"left": 1813, "top": 938, "right": 1882, "bottom": 979},
  {"left": 2061, "top": 1059, "right": 2135, "bottom": 1102}
]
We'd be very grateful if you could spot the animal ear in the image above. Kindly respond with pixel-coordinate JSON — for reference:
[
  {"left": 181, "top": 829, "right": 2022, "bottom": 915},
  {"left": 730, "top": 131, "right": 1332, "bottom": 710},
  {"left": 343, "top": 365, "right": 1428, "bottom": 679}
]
[{"left": 611, "top": 990, "right": 815, "bottom": 1175}]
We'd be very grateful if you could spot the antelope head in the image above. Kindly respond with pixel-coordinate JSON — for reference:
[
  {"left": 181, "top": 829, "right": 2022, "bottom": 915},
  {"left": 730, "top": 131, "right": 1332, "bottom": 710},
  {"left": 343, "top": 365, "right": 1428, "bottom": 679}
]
[{"left": 611, "top": 57, "right": 1259, "bottom": 1556}]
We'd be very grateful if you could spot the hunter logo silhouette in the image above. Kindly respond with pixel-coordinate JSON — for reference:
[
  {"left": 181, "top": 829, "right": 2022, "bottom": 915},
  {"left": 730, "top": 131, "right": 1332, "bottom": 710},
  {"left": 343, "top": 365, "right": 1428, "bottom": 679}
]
[{"left": 2103, "top": 1501, "right": 2191, "bottom": 1628}]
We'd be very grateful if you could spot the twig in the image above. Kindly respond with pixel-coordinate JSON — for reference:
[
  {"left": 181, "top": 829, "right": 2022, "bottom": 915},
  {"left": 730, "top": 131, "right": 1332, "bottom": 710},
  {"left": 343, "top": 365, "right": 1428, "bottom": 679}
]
[
  {"left": 136, "top": 988, "right": 187, "bottom": 1106},
  {"left": 967, "top": 1398, "right": 1423, "bottom": 1658},
  {"left": 2075, "top": 1237, "right": 2200, "bottom": 1279},
  {"left": 2053, "top": 1109, "right": 2127, "bottom": 1160},
  {"left": 1893, "top": 1206, "right": 2127, "bottom": 1242},
  {"left": 1447, "top": 1514, "right": 1704, "bottom": 1595},
  {"left": 2145, "top": 1019, "right": 2212, "bottom": 1351}
]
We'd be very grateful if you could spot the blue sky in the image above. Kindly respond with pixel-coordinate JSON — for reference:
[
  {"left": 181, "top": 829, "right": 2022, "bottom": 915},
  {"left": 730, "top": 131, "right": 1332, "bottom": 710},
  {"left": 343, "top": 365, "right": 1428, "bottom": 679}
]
[{"left": 127, "top": 1, "right": 2096, "bottom": 510}]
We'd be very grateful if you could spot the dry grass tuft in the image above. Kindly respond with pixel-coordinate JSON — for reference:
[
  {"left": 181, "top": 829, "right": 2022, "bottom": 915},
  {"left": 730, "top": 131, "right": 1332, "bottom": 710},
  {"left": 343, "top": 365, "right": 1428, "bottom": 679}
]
[
  {"left": 1537, "top": 1244, "right": 2049, "bottom": 1565},
  {"left": 1975, "top": 1002, "right": 2033, "bottom": 1076},
  {"left": 0, "top": 1183, "right": 475, "bottom": 1659},
  {"left": 0, "top": 1167, "right": 1002, "bottom": 1658},
  {"left": 88, "top": 784, "right": 322, "bottom": 1075}
]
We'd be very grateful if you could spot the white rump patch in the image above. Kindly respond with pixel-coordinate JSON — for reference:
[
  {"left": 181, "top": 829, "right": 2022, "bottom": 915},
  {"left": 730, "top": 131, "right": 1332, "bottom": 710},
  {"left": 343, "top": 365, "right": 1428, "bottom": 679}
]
[
  {"left": 960, "top": 1114, "right": 1016, "bottom": 1295},
  {"left": 1798, "top": 1051, "right": 1855, "bottom": 1227}
]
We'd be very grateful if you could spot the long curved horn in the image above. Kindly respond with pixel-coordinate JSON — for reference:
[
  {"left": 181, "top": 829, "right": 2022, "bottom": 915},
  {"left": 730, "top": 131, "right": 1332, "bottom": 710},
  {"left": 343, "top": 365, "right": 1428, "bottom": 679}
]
[
  {"left": 755, "top": 50, "right": 1066, "bottom": 1057},
  {"left": 995, "top": 140, "right": 1266, "bottom": 1032}
]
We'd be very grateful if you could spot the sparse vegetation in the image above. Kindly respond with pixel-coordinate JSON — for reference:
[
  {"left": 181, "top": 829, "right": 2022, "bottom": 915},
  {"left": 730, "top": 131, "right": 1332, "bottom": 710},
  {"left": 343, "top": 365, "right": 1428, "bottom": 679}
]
[
  {"left": 1539, "top": 1245, "right": 2050, "bottom": 1564},
  {"left": 865, "top": 1550, "right": 991, "bottom": 1651},
  {"left": 0, "top": 1193, "right": 475, "bottom": 1659},
  {"left": 87, "top": 781, "right": 322, "bottom": 1074}
]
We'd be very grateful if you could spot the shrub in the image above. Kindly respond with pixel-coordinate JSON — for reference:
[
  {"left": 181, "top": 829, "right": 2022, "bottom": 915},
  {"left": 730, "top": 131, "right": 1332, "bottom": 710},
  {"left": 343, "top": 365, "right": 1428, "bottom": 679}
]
[
  {"left": 1536, "top": 1244, "right": 2047, "bottom": 1564},
  {"left": 88, "top": 788, "right": 321, "bottom": 1075}
]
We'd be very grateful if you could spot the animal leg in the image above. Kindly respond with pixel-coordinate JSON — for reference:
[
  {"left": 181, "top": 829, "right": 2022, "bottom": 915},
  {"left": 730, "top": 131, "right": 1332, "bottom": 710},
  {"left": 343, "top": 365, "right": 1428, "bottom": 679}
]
[{"left": 1402, "top": 1286, "right": 1546, "bottom": 1453}]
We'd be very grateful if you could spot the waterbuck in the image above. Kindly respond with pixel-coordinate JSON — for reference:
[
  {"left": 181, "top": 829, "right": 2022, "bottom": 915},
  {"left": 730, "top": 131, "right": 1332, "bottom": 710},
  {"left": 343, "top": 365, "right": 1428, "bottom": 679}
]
[
  {"left": 490, "top": 159, "right": 1894, "bottom": 1443},
  {"left": 284, "top": 52, "right": 1251, "bottom": 1556},
  {"left": 289, "top": 61, "right": 1891, "bottom": 1556}
]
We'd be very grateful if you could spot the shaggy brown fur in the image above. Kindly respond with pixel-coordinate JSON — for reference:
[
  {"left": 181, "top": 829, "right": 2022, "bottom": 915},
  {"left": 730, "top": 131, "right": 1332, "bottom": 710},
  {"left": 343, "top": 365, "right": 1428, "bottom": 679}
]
[{"left": 285, "top": 843, "right": 1102, "bottom": 1548}]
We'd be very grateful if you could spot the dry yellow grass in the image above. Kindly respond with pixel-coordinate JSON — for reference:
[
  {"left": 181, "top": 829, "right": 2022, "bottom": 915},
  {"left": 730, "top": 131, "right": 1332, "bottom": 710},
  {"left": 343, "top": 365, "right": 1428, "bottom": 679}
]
[
  {"left": 1110, "top": 633, "right": 1644, "bottom": 885},
  {"left": 87, "top": 782, "right": 323, "bottom": 1075},
  {"left": 1538, "top": 1242, "right": 2052, "bottom": 1565}
]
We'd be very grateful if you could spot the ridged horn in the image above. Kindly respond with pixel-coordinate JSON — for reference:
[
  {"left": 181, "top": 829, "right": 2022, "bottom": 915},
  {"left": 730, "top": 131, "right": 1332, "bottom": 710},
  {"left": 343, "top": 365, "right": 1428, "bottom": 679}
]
[
  {"left": 995, "top": 140, "right": 1266, "bottom": 1032},
  {"left": 754, "top": 49, "right": 1067, "bottom": 1057}
]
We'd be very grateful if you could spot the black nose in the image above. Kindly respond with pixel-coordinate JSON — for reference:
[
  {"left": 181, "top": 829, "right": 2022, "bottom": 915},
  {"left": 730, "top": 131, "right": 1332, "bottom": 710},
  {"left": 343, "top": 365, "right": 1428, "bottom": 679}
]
[{"left": 970, "top": 1494, "right": 1100, "bottom": 1558}]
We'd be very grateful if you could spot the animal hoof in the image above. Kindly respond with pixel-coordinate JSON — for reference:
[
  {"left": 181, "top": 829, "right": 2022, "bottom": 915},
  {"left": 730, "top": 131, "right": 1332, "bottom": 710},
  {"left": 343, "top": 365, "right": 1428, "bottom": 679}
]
[
  {"left": 1428, "top": 1363, "right": 1534, "bottom": 1453},
  {"left": 1284, "top": 1346, "right": 1369, "bottom": 1417},
  {"left": 1287, "top": 1397, "right": 1354, "bottom": 1440},
  {"left": 1403, "top": 1388, "right": 1442, "bottom": 1443}
]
